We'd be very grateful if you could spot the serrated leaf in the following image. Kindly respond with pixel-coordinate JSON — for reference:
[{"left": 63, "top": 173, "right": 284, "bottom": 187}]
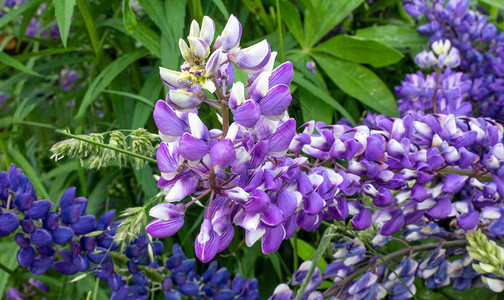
[
  {"left": 314, "top": 35, "right": 404, "bottom": 67},
  {"left": 76, "top": 49, "right": 148, "bottom": 119},
  {"left": 122, "top": 0, "right": 138, "bottom": 33},
  {"left": 355, "top": 25, "right": 428, "bottom": 49},
  {"left": 54, "top": 0, "right": 76, "bottom": 47},
  {"left": 0, "top": 51, "right": 41, "bottom": 77},
  {"left": 313, "top": 54, "right": 399, "bottom": 117}
]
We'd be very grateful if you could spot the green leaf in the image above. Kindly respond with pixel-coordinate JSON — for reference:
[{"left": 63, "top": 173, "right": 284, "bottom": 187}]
[
  {"left": 314, "top": 35, "right": 404, "bottom": 67},
  {"left": 292, "top": 73, "right": 356, "bottom": 124},
  {"left": 75, "top": 49, "right": 148, "bottom": 119},
  {"left": 54, "top": 0, "right": 76, "bottom": 47},
  {"left": 479, "top": 0, "right": 504, "bottom": 9},
  {"left": 102, "top": 90, "right": 154, "bottom": 108},
  {"left": 0, "top": 51, "right": 42, "bottom": 77},
  {"left": 212, "top": 0, "right": 229, "bottom": 18},
  {"left": 279, "top": 0, "right": 304, "bottom": 45},
  {"left": 0, "top": 242, "right": 18, "bottom": 298},
  {"left": 138, "top": 0, "right": 172, "bottom": 40},
  {"left": 290, "top": 238, "right": 328, "bottom": 271},
  {"left": 303, "top": 0, "right": 365, "bottom": 48},
  {"left": 299, "top": 87, "right": 332, "bottom": 124},
  {"left": 122, "top": 0, "right": 138, "bottom": 33},
  {"left": 132, "top": 62, "right": 162, "bottom": 129},
  {"left": 0, "top": 0, "right": 43, "bottom": 29},
  {"left": 313, "top": 54, "right": 399, "bottom": 117},
  {"left": 100, "top": 18, "right": 160, "bottom": 58},
  {"left": 7, "top": 148, "right": 50, "bottom": 199},
  {"left": 355, "top": 25, "right": 428, "bottom": 49}
]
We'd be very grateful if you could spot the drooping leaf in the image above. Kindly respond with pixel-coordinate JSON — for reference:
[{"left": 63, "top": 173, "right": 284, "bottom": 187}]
[
  {"left": 355, "top": 25, "right": 428, "bottom": 49},
  {"left": 313, "top": 54, "right": 399, "bottom": 117},
  {"left": 314, "top": 35, "right": 404, "bottom": 67},
  {"left": 303, "top": 0, "right": 365, "bottom": 48},
  {"left": 75, "top": 49, "right": 148, "bottom": 119},
  {"left": 54, "top": 0, "right": 76, "bottom": 47},
  {"left": 0, "top": 51, "right": 42, "bottom": 77},
  {"left": 122, "top": 0, "right": 138, "bottom": 33},
  {"left": 100, "top": 18, "right": 160, "bottom": 58}
]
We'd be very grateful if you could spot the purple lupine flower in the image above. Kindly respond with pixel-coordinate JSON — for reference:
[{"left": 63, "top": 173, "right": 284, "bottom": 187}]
[{"left": 145, "top": 203, "right": 185, "bottom": 238}]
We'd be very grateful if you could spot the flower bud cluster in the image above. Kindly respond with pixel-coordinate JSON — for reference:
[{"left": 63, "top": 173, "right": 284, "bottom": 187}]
[{"left": 467, "top": 229, "right": 504, "bottom": 292}]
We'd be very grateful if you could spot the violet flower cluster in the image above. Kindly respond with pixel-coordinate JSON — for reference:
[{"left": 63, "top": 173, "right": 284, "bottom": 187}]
[
  {"left": 147, "top": 13, "right": 504, "bottom": 277},
  {"left": 269, "top": 221, "right": 491, "bottom": 299},
  {"left": 404, "top": 0, "right": 504, "bottom": 119},
  {"left": 0, "top": 164, "right": 259, "bottom": 300}
]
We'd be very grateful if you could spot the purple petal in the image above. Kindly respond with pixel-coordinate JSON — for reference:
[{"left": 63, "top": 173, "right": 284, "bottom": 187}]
[
  {"left": 153, "top": 100, "right": 188, "bottom": 139},
  {"left": 269, "top": 62, "right": 294, "bottom": 87},
  {"left": 380, "top": 210, "right": 404, "bottom": 236},
  {"left": 229, "top": 40, "right": 271, "bottom": 74},
  {"left": 426, "top": 197, "right": 452, "bottom": 219},
  {"left": 163, "top": 173, "right": 199, "bottom": 202},
  {"left": 352, "top": 208, "right": 371, "bottom": 230},
  {"left": 303, "top": 192, "right": 325, "bottom": 215},
  {"left": 277, "top": 190, "right": 298, "bottom": 218},
  {"left": 213, "top": 217, "right": 235, "bottom": 253},
  {"left": 195, "top": 219, "right": 220, "bottom": 262},
  {"left": 457, "top": 210, "right": 479, "bottom": 230},
  {"left": 233, "top": 100, "right": 261, "bottom": 127},
  {"left": 258, "top": 84, "right": 292, "bottom": 117},
  {"left": 179, "top": 133, "right": 209, "bottom": 161},
  {"left": 210, "top": 139, "right": 236, "bottom": 170},
  {"left": 246, "top": 189, "right": 270, "bottom": 213},
  {"left": 220, "top": 15, "right": 242, "bottom": 52},
  {"left": 145, "top": 217, "right": 184, "bottom": 238},
  {"left": 441, "top": 174, "right": 468, "bottom": 194},
  {"left": 268, "top": 119, "right": 296, "bottom": 157},
  {"left": 260, "top": 205, "right": 283, "bottom": 226},
  {"left": 261, "top": 225, "right": 285, "bottom": 254}
]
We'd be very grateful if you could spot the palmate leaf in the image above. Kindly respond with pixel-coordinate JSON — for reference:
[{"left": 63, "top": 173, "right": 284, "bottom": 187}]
[
  {"left": 54, "top": 0, "right": 76, "bottom": 47},
  {"left": 314, "top": 35, "right": 404, "bottom": 67},
  {"left": 302, "top": 0, "right": 365, "bottom": 48},
  {"left": 313, "top": 54, "right": 399, "bottom": 117},
  {"left": 355, "top": 25, "right": 429, "bottom": 49}
]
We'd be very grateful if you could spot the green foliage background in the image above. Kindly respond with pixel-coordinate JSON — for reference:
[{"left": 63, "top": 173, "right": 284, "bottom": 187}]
[{"left": 0, "top": 0, "right": 502, "bottom": 298}]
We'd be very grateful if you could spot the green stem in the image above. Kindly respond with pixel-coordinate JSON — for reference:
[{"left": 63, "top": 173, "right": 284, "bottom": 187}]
[
  {"left": 295, "top": 226, "right": 335, "bottom": 300},
  {"left": 323, "top": 239, "right": 468, "bottom": 297},
  {"left": 16, "top": 121, "right": 157, "bottom": 164},
  {"left": 276, "top": 0, "right": 284, "bottom": 63}
]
